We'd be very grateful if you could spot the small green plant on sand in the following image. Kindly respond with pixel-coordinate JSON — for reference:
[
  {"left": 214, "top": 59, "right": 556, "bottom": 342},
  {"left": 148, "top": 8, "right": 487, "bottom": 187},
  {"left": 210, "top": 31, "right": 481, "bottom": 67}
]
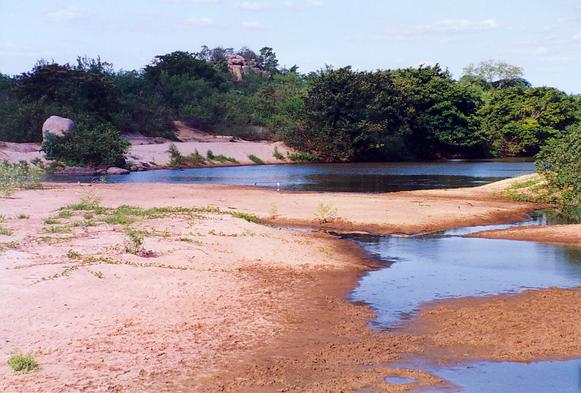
[
  {"left": 0, "top": 224, "right": 13, "bottom": 236},
  {"left": 315, "top": 202, "right": 338, "bottom": 224},
  {"left": 125, "top": 227, "right": 145, "bottom": 255},
  {"left": 7, "top": 352, "right": 38, "bottom": 373},
  {"left": 272, "top": 147, "right": 284, "bottom": 160},
  {"left": 248, "top": 154, "right": 265, "bottom": 165},
  {"left": 89, "top": 270, "right": 104, "bottom": 279},
  {"left": 269, "top": 205, "right": 279, "bottom": 219},
  {"left": 67, "top": 249, "right": 81, "bottom": 259}
]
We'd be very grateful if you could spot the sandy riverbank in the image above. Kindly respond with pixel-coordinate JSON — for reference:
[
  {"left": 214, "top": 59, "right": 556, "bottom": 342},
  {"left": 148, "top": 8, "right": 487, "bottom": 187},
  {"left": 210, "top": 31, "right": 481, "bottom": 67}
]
[
  {"left": 0, "top": 181, "right": 579, "bottom": 392},
  {"left": 468, "top": 224, "right": 581, "bottom": 245},
  {"left": 0, "top": 130, "right": 292, "bottom": 168}
]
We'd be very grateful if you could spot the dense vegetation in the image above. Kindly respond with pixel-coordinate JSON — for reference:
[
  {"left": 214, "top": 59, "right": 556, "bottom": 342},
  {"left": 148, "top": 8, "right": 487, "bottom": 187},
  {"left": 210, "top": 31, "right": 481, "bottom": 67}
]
[
  {"left": 536, "top": 124, "right": 581, "bottom": 210},
  {"left": 0, "top": 48, "right": 579, "bottom": 164}
]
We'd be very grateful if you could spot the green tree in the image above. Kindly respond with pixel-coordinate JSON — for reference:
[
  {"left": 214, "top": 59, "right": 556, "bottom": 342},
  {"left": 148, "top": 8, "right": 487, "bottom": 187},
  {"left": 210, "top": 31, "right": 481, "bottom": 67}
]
[
  {"left": 393, "top": 65, "right": 485, "bottom": 157},
  {"left": 479, "top": 87, "right": 579, "bottom": 156},
  {"left": 536, "top": 124, "right": 581, "bottom": 210}
]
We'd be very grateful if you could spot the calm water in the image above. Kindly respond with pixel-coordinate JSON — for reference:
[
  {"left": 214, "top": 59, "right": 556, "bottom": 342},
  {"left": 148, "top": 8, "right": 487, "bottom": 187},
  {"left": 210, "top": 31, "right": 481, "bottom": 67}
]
[
  {"left": 350, "top": 214, "right": 581, "bottom": 328},
  {"left": 349, "top": 213, "right": 581, "bottom": 392},
  {"left": 427, "top": 360, "right": 581, "bottom": 393},
  {"left": 46, "top": 160, "right": 535, "bottom": 193}
]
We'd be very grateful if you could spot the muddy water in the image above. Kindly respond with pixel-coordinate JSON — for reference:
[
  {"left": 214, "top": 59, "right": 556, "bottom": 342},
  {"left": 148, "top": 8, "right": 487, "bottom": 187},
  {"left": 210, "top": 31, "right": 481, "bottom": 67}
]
[{"left": 348, "top": 212, "right": 581, "bottom": 392}]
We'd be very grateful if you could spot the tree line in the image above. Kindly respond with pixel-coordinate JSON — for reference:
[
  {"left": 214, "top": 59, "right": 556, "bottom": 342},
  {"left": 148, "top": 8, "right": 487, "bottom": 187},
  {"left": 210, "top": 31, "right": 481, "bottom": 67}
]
[{"left": 0, "top": 47, "right": 579, "bottom": 162}]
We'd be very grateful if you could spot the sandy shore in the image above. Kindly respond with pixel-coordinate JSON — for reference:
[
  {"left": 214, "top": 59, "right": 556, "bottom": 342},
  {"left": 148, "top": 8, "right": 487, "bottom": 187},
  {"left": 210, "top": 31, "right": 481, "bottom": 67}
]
[
  {"left": 1, "top": 181, "right": 579, "bottom": 392},
  {"left": 468, "top": 224, "right": 581, "bottom": 245}
]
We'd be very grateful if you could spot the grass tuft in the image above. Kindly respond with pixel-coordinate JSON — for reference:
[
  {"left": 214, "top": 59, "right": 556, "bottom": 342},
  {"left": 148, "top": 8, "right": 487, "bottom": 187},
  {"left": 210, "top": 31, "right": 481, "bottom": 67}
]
[{"left": 7, "top": 352, "right": 38, "bottom": 373}]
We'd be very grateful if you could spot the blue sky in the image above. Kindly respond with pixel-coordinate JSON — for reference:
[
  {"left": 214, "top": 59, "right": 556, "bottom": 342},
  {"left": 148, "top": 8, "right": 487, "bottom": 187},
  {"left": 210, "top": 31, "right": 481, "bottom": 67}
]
[{"left": 1, "top": 0, "right": 580, "bottom": 92}]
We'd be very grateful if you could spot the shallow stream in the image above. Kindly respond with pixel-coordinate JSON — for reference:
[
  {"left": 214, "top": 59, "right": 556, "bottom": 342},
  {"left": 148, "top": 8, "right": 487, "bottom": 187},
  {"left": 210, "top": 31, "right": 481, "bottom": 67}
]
[{"left": 347, "top": 211, "right": 581, "bottom": 392}]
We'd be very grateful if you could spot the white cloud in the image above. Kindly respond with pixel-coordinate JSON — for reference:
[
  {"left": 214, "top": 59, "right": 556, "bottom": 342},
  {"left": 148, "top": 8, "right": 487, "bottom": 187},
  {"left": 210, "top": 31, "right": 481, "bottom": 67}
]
[
  {"left": 45, "top": 7, "right": 90, "bottom": 21},
  {"left": 420, "top": 19, "right": 497, "bottom": 34},
  {"left": 241, "top": 20, "right": 263, "bottom": 29},
  {"left": 237, "top": 1, "right": 269, "bottom": 10},
  {"left": 185, "top": 16, "right": 216, "bottom": 27},
  {"left": 574, "top": 32, "right": 581, "bottom": 41}
]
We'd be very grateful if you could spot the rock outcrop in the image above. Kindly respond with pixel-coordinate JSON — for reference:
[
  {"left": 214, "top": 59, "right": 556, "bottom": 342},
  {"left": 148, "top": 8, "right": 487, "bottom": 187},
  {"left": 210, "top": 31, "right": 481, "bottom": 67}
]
[
  {"left": 226, "top": 55, "right": 269, "bottom": 82},
  {"left": 42, "top": 116, "right": 76, "bottom": 141}
]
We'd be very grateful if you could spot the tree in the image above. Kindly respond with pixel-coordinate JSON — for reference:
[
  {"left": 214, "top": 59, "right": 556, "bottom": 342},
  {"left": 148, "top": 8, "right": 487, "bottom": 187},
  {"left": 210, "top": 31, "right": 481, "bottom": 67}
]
[
  {"left": 144, "top": 51, "right": 225, "bottom": 87},
  {"left": 258, "top": 47, "right": 279, "bottom": 72},
  {"left": 479, "top": 86, "right": 579, "bottom": 156},
  {"left": 298, "top": 67, "right": 408, "bottom": 161},
  {"left": 393, "top": 65, "right": 485, "bottom": 158},
  {"left": 536, "top": 123, "right": 581, "bottom": 210},
  {"left": 462, "top": 60, "right": 526, "bottom": 88}
]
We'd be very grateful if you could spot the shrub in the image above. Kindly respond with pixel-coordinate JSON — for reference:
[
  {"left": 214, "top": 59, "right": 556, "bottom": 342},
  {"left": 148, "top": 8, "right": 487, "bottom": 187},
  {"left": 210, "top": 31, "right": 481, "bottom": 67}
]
[
  {"left": 7, "top": 352, "right": 38, "bottom": 373},
  {"left": 248, "top": 154, "right": 265, "bottom": 165},
  {"left": 314, "top": 202, "right": 338, "bottom": 224},
  {"left": 287, "top": 151, "right": 319, "bottom": 162},
  {"left": 42, "top": 124, "right": 129, "bottom": 167},
  {"left": 272, "top": 147, "right": 284, "bottom": 160},
  {"left": 0, "top": 161, "right": 43, "bottom": 198},
  {"left": 168, "top": 145, "right": 206, "bottom": 167},
  {"left": 125, "top": 227, "right": 145, "bottom": 255},
  {"left": 536, "top": 124, "right": 580, "bottom": 210}
]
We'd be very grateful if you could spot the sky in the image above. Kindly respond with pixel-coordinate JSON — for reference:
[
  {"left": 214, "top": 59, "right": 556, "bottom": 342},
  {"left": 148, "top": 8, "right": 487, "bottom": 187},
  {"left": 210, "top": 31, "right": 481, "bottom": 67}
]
[{"left": 1, "top": 0, "right": 580, "bottom": 92}]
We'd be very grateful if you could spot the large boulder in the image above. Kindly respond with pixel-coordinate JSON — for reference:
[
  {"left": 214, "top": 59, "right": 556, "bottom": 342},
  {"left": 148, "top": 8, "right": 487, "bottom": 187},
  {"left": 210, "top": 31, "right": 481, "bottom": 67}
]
[
  {"left": 42, "top": 116, "right": 76, "bottom": 141},
  {"left": 106, "top": 167, "right": 130, "bottom": 175}
]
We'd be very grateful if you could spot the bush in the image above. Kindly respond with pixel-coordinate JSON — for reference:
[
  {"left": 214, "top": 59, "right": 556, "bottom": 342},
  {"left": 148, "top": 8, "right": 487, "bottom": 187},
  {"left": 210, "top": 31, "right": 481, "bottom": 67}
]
[
  {"left": 536, "top": 124, "right": 580, "bottom": 210},
  {"left": 287, "top": 151, "right": 319, "bottom": 162},
  {"left": 42, "top": 124, "right": 129, "bottom": 167},
  {"left": 7, "top": 352, "right": 38, "bottom": 373},
  {"left": 168, "top": 144, "right": 206, "bottom": 167},
  {"left": 0, "top": 160, "right": 43, "bottom": 197}
]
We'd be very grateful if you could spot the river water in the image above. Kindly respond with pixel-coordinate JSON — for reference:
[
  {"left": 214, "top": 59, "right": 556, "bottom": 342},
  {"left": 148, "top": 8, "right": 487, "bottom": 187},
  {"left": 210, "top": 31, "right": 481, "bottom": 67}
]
[
  {"left": 47, "top": 159, "right": 535, "bottom": 193},
  {"left": 348, "top": 213, "right": 581, "bottom": 392}
]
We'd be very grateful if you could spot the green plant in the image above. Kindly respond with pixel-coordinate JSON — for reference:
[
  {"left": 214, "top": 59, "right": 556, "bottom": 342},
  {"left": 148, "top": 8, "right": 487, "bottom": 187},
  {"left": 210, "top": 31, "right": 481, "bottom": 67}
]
[
  {"left": 44, "top": 218, "right": 60, "bottom": 225},
  {"left": 168, "top": 144, "right": 184, "bottom": 166},
  {"left": 67, "top": 249, "right": 81, "bottom": 259},
  {"left": 0, "top": 160, "right": 43, "bottom": 198},
  {"left": 0, "top": 224, "right": 13, "bottom": 236},
  {"left": 125, "top": 227, "right": 145, "bottom": 255},
  {"left": 65, "top": 192, "right": 104, "bottom": 212},
  {"left": 230, "top": 211, "right": 260, "bottom": 223},
  {"left": 7, "top": 352, "right": 38, "bottom": 373},
  {"left": 57, "top": 210, "right": 73, "bottom": 218},
  {"left": 272, "top": 147, "right": 284, "bottom": 160},
  {"left": 314, "top": 202, "right": 338, "bottom": 224},
  {"left": 89, "top": 270, "right": 104, "bottom": 279},
  {"left": 248, "top": 154, "right": 265, "bottom": 165},
  {"left": 287, "top": 151, "right": 319, "bottom": 162},
  {"left": 536, "top": 124, "right": 581, "bottom": 210},
  {"left": 42, "top": 124, "right": 129, "bottom": 167},
  {"left": 269, "top": 205, "right": 279, "bottom": 219}
]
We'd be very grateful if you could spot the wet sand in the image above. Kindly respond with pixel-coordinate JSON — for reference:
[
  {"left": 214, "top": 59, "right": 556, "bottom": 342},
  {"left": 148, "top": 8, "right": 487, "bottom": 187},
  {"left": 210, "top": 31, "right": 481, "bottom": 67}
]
[
  {"left": 468, "top": 224, "right": 581, "bottom": 245},
  {"left": 0, "top": 181, "right": 579, "bottom": 392}
]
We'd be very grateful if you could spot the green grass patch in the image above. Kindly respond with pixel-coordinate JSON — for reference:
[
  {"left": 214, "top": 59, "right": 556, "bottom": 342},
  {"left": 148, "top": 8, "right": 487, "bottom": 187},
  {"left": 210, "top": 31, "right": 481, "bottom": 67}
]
[
  {"left": 0, "top": 224, "right": 13, "bottom": 236},
  {"left": 272, "top": 147, "right": 285, "bottom": 160},
  {"left": 42, "top": 225, "right": 71, "bottom": 234},
  {"left": 230, "top": 211, "right": 260, "bottom": 223},
  {"left": 248, "top": 154, "right": 265, "bottom": 165},
  {"left": 7, "top": 352, "right": 38, "bottom": 373}
]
